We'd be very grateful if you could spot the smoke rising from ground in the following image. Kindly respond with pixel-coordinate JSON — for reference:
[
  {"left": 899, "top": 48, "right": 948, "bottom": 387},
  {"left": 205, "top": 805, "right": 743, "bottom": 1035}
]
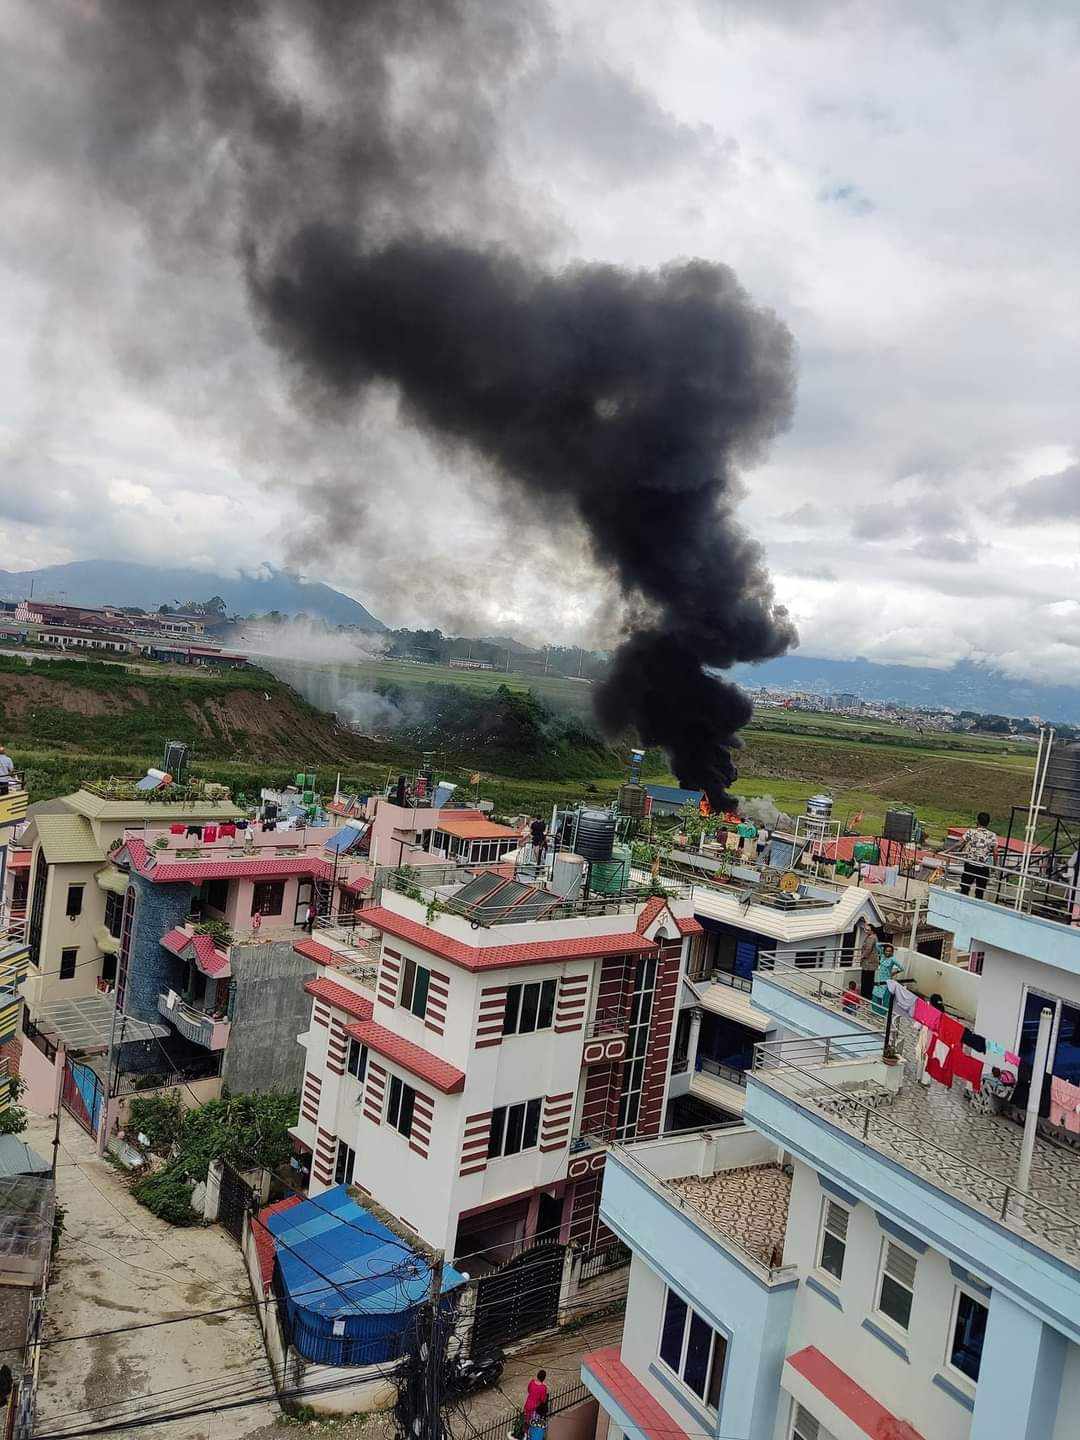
[{"left": 64, "top": 0, "right": 797, "bottom": 805}]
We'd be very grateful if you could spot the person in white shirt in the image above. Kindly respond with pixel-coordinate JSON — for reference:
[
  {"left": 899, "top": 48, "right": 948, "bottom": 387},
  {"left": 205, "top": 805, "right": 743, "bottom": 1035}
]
[{"left": 0, "top": 747, "right": 14, "bottom": 795}]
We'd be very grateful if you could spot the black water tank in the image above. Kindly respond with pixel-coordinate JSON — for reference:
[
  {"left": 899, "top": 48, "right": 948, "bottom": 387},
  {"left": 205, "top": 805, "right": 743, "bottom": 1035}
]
[
  {"left": 1044, "top": 743, "right": 1080, "bottom": 820},
  {"left": 575, "top": 808, "right": 616, "bottom": 862},
  {"left": 883, "top": 809, "right": 916, "bottom": 843}
]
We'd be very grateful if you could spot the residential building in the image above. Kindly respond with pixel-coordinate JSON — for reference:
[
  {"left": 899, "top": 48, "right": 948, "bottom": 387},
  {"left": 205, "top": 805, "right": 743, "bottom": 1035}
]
[
  {"left": 36, "top": 627, "right": 137, "bottom": 655},
  {"left": 583, "top": 869, "right": 1080, "bottom": 1440},
  {"left": 18, "top": 784, "right": 242, "bottom": 1022},
  {"left": 642, "top": 785, "right": 704, "bottom": 818},
  {"left": 669, "top": 880, "right": 883, "bottom": 1129},
  {"left": 0, "top": 781, "right": 30, "bottom": 1114},
  {"left": 292, "top": 866, "right": 701, "bottom": 1262}
]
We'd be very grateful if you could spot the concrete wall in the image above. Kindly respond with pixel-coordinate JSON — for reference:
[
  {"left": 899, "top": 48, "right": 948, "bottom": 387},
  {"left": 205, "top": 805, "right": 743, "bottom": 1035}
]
[
  {"left": 222, "top": 942, "right": 317, "bottom": 1094},
  {"left": 974, "top": 942, "right": 1080, "bottom": 1056},
  {"left": 23, "top": 854, "right": 106, "bottom": 1017},
  {"left": 18, "top": 1034, "right": 62, "bottom": 1116}
]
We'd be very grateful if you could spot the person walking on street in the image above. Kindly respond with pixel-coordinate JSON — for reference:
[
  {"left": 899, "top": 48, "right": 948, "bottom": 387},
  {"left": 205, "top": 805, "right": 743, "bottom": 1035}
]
[
  {"left": 524, "top": 1370, "right": 548, "bottom": 1426},
  {"left": 949, "top": 811, "right": 997, "bottom": 900}
]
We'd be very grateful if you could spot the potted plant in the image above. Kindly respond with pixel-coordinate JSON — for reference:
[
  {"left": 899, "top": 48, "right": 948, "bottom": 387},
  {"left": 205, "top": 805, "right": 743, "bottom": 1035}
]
[
  {"left": 508, "top": 1412, "right": 527, "bottom": 1440},
  {"left": 882, "top": 1043, "right": 900, "bottom": 1067}
]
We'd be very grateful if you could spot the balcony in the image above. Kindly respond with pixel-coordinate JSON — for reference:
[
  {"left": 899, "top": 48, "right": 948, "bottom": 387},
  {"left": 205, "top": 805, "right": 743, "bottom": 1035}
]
[
  {"left": 745, "top": 1033, "right": 1080, "bottom": 1344},
  {"left": 689, "top": 1056, "right": 748, "bottom": 1116},
  {"left": 157, "top": 992, "right": 231, "bottom": 1051},
  {"left": 0, "top": 787, "right": 28, "bottom": 827},
  {"left": 598, "top": 1126, "right": 798, "bottom": 1440}
]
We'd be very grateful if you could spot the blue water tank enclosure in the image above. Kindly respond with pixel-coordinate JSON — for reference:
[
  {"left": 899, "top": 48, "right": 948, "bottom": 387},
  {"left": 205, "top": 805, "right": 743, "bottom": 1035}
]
[{"left": 268, "top": 1185, "right": 465, "bottom": 1368}]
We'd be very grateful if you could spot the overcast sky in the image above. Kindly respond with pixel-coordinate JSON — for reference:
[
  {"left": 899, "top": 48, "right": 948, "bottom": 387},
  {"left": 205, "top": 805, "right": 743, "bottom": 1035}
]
[{"left": 2, "top": 0, "right": 1079, "bottom": 681}]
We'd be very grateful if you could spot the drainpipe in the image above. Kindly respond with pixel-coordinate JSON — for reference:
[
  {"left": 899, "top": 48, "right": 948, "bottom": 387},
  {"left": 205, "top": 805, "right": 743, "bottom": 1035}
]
[
  {"left": 1013, "top": 1005, "right": 1053, "bottom": 1222},
  {"left": 907, "top": 895, "right": 921, "bottom": 952}
]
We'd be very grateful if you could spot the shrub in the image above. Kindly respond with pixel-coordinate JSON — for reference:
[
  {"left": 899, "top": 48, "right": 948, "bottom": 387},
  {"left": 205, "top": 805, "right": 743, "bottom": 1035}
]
[
  {"left": 132, "top": 1165, "right": 199, "bottom": 1226},
  {"left": 127, "top": 1093, "right": 184, "bottom": 1154}
]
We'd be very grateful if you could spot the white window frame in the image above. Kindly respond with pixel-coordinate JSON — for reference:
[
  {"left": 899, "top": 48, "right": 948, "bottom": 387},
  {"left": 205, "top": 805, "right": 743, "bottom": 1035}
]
[
  {"left": 655, "top": 1286, "right": 727, "bottom": 1412},
  {"left": 789, "top": 1401, "right": 836, "bottom": 1440},
  {"left": 346, "top": 1039, "right": 368, "bottom": 1082},
  {"left": 945, "top": 1284, "right": 988, "bottom": 1388},
  {"left": 874, "top": 1238, "right": 918, "bottom": 1333},
  {"left": 399, "top": 958, "right": 431, "bottom": 1020},
  {"left": 815, "top": 1197, "right": 849, "bottom": 1284},
  {"left": 502, "top": 979, "right": 558, "bottom": 1036},
  {"left": 334, "top": 1139, "right": 355, "bottom": 1186}
]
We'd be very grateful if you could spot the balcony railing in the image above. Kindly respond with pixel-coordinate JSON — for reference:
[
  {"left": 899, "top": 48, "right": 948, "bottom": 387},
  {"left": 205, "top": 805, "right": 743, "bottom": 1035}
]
[
  {"left": 924, "top": 852, "right": 1078, "bottom": 926},
  {"left": 157, "top": 993, "right": 231, "bottom": 1051},
  {"left": 751, "top": 1034, "right": 1080, "bottom": 1263},
  {"left": 586, "top": 1005, "right": 629, "bottom": 1038},
  {"left": 697, "top": 1056, "right": 749, "bottom": 1087},
  {"left": 756, "top": 952, "right": 885, "bottom": 1030},
  {"left": 706, "top": 968, "right": 754, "bottom": 993}
]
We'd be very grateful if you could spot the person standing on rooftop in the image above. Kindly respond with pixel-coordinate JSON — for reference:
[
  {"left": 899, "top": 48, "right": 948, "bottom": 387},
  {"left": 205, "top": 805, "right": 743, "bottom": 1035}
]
[
  {"left": 950, "top": 810, "right": 997, "bottom": 900},
  {"left": 0, "top": 746, "right": 14, "bottom": 795}
]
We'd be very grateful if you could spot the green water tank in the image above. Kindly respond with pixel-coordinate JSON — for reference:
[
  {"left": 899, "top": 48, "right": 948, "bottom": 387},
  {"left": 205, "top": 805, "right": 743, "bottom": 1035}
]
[
  {"left": 589, "top": 844, "right": 632, "bottom": 895},
  {"left": 853, "top": 842, "right": 880, "bottom": 864}
]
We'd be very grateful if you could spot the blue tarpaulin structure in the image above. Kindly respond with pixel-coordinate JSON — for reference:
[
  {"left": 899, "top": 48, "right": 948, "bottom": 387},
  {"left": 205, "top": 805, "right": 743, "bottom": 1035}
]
[
  {"left": 324, "top": 820, "right": 371, "bottom": 855},
  {"left": 268, "top": 1185, "right": 465, "bottom": 1368}
]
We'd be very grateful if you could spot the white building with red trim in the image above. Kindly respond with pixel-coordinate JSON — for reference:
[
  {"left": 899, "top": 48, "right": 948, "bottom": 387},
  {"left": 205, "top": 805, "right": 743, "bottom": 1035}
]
[{"left": 291, "top": 872, "right": 701, "bottom": 1262}]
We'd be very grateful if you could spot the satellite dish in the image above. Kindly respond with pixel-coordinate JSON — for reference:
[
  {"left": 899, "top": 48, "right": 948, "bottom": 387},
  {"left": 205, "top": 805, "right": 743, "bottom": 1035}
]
[{"left": 780, "top": 871, "right": 800, "bottom": 894}]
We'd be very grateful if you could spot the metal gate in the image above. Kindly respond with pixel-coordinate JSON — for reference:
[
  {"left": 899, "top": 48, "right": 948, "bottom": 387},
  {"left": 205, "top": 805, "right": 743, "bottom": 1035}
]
[
  {"left": 470, "top": 1241, "right": 566, "bottom": 1354},
  {"left": 219, "top": 1161, "right": 259, "bottom": 1245},
  {"left": 60, "top": 1057, "right": 103, "bottom": 1138}
]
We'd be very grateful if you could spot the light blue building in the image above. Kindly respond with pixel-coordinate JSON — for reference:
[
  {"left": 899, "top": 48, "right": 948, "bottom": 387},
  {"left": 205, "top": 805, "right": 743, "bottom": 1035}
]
[{"left": 583, "top": 878, "right": 1080, "bottom": 1440}]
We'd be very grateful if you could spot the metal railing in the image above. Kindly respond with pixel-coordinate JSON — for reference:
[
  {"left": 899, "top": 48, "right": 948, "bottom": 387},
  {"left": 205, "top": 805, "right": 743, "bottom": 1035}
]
[
  {"left": 707, "top": 968, "right": 754, "bottom": 992},
  {"left": 756, "top": 952, "right": 885, "bottom": 1030},
  {"left": 750, "top": 1036, "right": 1080, "bottom": 1262},
  {"left": 463, "top": 1379, "right": 591, "bottom": 1440},
  {"left": 586, "top": 1005, "right": 629, "bottom": 1038},
  {"left": 697, "top": 1056, "right": 749, "bottom": 1087},
  {"left": 577, "top": 1238, "right": 631, "bottom": 1283},
  {"left": 757, "top": 945, "right": 857, "bottom": 971},
  {"left": 21, "top": 1010, "right": 58, "bottom": 1063},
  {"left": 925, "top": 852, "right": 1078, "bottom": 925}
]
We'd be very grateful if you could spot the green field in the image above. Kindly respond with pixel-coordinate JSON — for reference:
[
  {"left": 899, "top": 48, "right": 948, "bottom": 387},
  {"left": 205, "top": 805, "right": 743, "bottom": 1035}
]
[{"left": 1, "top": 650, "right": 1038, "bottom": 842}]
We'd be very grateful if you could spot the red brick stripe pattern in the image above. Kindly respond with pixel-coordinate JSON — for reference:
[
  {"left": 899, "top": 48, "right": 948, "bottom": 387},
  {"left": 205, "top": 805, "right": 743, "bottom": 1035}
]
[{"left": 475, "top": 985, "right": 507, "bottom": 1049}]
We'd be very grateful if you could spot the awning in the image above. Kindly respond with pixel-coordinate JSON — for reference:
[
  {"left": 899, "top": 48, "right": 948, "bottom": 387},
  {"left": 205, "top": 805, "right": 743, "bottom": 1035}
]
[
  {"left": 583, "top": 1347, "right": 689, "bottom": 1440},
  {"left": 689, "top": 1070, "right": 747, "bottom": 1116},
  {"left": 700, "top": 981, "right": 772, "bottom": 1033},
  {"left": 35, "top": 995, "right": 169, "bottom": 1052},
  {"left": 782, "top": 1347, "right": 925, "bottom": 1440}
]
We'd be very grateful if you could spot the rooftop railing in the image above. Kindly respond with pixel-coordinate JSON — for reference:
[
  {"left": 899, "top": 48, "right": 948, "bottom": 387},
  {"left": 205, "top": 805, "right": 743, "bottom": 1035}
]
[
  {"left": 924, "top": 851, "right": 1078, "bottom": 926},
  {"left": 751, "top": 1034, "right": 1079, "bottom": 1264},
  {"left": 756, "top": 948, "right": 885, "bottom": 1030}
]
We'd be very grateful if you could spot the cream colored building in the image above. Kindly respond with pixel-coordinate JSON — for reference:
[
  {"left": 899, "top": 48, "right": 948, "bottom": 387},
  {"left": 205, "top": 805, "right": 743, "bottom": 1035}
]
[{"left": 18, "top": 786, "right": 242, "bottom": 1019}]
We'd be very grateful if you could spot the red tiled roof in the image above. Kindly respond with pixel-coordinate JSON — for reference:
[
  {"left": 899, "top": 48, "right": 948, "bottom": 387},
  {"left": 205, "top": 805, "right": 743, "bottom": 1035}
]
[
  {"left": 120, "top": 837, "right": 333, "bottom": 885},
  {"left": 304, "top": 977, "right": 374, "bottom": 1021},
  {"left": 339, "top": 874, "right": 374, "bottom": 895},
  {"left": 159, "top": 927, "right": 230, "bottom": 977},
  {"left": 635, "top": 897, "right": 667, "bottom": 934},
  {"left": 254, "top": 1195, "right": 303, "bottom": 1292},
  {"left": 435, "top": 817, "right": 523, "bottom": 840},
  {"left": 675, "top": 916, "right": 703, "bottom": 935},
  {"left": 294, "top": 938, "right": 349, "bottom": 970},
  {"left": 357, "top": 906, "right": 658, "bottom": 972},
  {"left": 344, "top": 1017, "right": 465, "bottom": 1093},
  {"left": 8, "top": 850, "right": 30, "bottom": 870},
  {"left": 583, "top": 1348, "right": 688, "bottom": 1440},
  {"left": 785, "top": 1346, "right": 924, "bottom": 1440}
]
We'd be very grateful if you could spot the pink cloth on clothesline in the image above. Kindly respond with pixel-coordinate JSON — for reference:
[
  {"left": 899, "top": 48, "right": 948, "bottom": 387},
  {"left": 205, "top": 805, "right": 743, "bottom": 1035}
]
[{"left": 913, "top": 998, "right": 941, "bottom": 1033}]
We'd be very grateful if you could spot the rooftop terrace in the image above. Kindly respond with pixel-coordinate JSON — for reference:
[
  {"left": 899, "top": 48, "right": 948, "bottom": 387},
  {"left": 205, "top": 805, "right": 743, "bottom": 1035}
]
[{"left": 667, "top": 1163, "right": 791, "bottom": 1271}]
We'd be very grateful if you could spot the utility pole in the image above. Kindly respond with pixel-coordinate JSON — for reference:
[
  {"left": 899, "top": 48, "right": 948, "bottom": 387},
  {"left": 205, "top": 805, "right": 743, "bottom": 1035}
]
[{"left": 422, "top": 1252, "right": 446, "bottom": 1440}]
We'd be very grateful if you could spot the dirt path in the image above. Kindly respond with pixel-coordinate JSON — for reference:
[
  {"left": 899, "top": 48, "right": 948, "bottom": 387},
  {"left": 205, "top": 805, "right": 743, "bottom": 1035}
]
[{"left": 28, "top": 1110, "right": 278, "bottom": 1440}]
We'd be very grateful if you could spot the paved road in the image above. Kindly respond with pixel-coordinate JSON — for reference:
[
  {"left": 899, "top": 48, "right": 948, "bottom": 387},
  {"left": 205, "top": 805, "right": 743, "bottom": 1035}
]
[{"left": 28, "top": 1110, "right": 278, "bottom": 1440}]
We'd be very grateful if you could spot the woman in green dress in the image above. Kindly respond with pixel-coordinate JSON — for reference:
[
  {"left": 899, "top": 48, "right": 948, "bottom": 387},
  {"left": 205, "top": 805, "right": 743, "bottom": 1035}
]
[{"left": 871, "top": 942, "right": 903, "bottom": 1016}]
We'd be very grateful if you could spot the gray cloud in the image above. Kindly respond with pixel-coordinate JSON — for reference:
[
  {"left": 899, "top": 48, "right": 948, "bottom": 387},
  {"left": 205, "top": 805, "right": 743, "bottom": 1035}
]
[{"left": 1005, "top": 463, "right": 1080, "bottom": 522}]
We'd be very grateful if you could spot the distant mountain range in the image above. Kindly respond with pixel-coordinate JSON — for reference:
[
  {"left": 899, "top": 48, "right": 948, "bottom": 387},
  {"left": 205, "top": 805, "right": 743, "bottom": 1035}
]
[
  {"left": 0, "top": 560, "right": 385, "bottom": 631},
  {"left": 731, "top": 654, "right": 1080, "bottom": 724}
]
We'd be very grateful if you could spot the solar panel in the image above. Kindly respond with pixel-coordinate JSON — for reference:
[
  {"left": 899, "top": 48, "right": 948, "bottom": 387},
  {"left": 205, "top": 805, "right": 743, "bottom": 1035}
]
[{"left": 451, "top": 873, "right": 508, "bottom": 907}]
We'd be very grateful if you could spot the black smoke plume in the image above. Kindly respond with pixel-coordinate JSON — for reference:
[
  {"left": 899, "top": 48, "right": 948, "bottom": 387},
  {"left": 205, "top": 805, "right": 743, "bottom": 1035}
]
[{"left": 65, "top": 1, "right": 798, "bottom": 807}]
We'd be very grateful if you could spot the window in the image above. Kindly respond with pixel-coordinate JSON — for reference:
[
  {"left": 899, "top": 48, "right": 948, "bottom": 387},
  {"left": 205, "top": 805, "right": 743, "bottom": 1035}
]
[
  {"left": 104, "top": 890, "right": 124, "bottom": 939},
  {"left": 817, "top": 1200, "right": 849, "bottom": 1281},
  {"left": 487, "top": 1098, "right": 542, "bottom": 1158},
  {"left": 876, "top": 1242, "right": 917, "bottom": 1330},
  {"left": 616, "top": 954, "right": 658, "bottom": 1140},
  {"left": 791, "top": 1403, "right": 836, "bottom": 1440},
  {"left": 657, "top": 1288, "right": 726, "bottom": 1410},
  {"left": 251, "top": 881, "right": 284, "bottom": 917},
  {"left": 503, "top": 979, "right": 558, "bottom": 1036},
  {"left": 334, "top": 1140, "right": 356, "bottom": 1186},
  {"left": 386, "top": 1076, "right": 416, "bottom": 1139},
  {"left": 65, "top": 884, "right": 84, "bottom": 919},
  {"left": 399, "top": 959, "right": 430, "bottom": 1019},
  {"left": 346, "top": 1039, "right": 368, "bottom": 1082},
  {"left": 100, "top": 952, "right": 117, "bottom": 984},
  {"left": 948, "top": 1289, "right": 988, "bottom": 1382},
  {"left": 294, "top": 880, "right": 314, "bottom": 927},
  {"left": 59, "top": 948, "right": 78, "bottom": 980}
]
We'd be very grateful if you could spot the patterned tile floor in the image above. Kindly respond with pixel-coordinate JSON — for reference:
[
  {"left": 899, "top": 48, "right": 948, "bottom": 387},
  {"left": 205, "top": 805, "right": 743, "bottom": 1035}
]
[
  {"left": 668, "top": 1163, "right": 792, "bottom": 1270},
  {"left": 764, "top": 1055, "right": 1080, "bottom": 1262}
]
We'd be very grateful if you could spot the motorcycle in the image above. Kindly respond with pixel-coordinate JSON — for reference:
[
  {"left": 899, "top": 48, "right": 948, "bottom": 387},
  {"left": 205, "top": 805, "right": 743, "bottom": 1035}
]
[{"left": 444, "top": 1346, "right": 506, "bottom": 1396}]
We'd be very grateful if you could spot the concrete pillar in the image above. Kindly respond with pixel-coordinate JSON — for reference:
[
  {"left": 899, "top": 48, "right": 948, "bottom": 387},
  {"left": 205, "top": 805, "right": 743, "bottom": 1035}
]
[
  {"left": 970, "top": 1292, "right": 1065, "bottom": 1440},
  {"left": 687, "top": 1007, "right": 703, "bottom": 1072}
]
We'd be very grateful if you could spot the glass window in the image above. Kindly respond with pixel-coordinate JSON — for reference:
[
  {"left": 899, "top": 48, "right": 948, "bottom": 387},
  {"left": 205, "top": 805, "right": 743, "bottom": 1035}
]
[
  {"left": 251, "top": 881, "right": 284, "bottom": 917},
  {"left": 949, "top": 1289, "right": 988, "bottom": 1382},
  {"left": 877, "top": 1242, "right": 917, "bottom": 1330},
  {"left": 65, "top": 884, "right": 83, "bottom": 919},
  {"left": 503, "top": 980, "right": 559, "bottom": 1036},
  {"left": 400, "top": 959, "right": 430, "bottom": 1019},
  {"left": 59, "top": 948, "right": 78, "bottom": 980},
  {"left": 204, "top": 879, "right": 229, "bottom": 913},
  {"left": 487, "top": 1098, "right": 543, "bottom": 1158},
  {"left": 334, "top": 1140, "right": 355, "bottom": 1186},
  {"left": 657, "top": 1287, "right": 726, "bottom": 1410},
  {"left": 104, "top": 891, "right": 124, "bottom": 939},
  {"left": 818, "top": 1200, "right": 848, "bottom": 1281},
  {"left": 386, "top": 1075, "right": 416, "bottom": 1138},
  {"left": 346, "top": 1040, "right": 367, "bottom": 1081},
  {"left": 100, "top": 952, "right": 117, "bottom": 984}
]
